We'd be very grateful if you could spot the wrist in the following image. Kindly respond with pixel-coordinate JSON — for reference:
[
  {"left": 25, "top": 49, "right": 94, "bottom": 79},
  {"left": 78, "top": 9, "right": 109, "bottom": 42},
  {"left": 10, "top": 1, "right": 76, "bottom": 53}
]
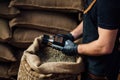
[
  {"left": 77, "top": 45, "right": 83, "bottom": 55},
  {"left": 67, "top": 33, "right": 74, "bottom": 41},
  {"left": 74, "top": 45, "right": 79, "bottom": 56}
]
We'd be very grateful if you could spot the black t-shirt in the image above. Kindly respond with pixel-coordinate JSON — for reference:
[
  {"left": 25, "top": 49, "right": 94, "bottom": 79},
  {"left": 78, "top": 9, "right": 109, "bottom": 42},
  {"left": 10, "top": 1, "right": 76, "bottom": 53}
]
[
  {"left": 83, "top": 0, "right": 120, "bottom": 79},
  {"left": 97, "top": 0, "right": 120, "bottom": 29},
  {"left": 84, "top": 0, "right": 120, "bottom": 30}
]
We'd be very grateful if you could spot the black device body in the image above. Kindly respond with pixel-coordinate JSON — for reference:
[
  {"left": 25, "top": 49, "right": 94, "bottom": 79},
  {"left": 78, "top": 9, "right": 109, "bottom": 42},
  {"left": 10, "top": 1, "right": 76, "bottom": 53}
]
[{"left": 42, "top": 34, "right": 66, "bottom": 50}]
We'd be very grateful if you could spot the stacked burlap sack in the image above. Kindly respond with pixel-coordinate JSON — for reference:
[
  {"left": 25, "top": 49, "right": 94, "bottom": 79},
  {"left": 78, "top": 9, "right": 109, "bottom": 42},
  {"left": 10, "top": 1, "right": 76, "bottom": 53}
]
[
  {"left": 0, "top": 0, "right": 22, "bottom": 79},
  {"left": 17, "top": 35, "right": 84, "bottom": 80},
  {"left": 8, "top": 10, "right": 79, "bottom": 48},
  {"left": 8, "top": 0, "right": 84, "bottom": 48},
  {"left": 8, "top": 0, "right": 85, "bottom": 80},
  {"left": 0, "top": 0, "right": 20, "bottom": 20}
]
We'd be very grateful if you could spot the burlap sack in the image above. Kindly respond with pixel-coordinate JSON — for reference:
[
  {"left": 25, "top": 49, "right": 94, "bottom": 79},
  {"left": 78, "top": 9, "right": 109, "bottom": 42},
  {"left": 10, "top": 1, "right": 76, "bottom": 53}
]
[
  {"left": 118, "top": 73, "right": 120, "bottom": 80},
  {"left": 17, "top": 35, "right": 84, "bottom": 80},
  {"left": 9, "top": 27, "right": 53, "bottom": 48},
  {"left": 0, "top": 18, "right": 11, "bottom": 41},
  {"left": 0, "top": 0, "right": 20, "bottom": 19},
  {"left": 0, "top": 63, "right": 11, "bottom": 78},
  {"left": 0, "top": 43, "right": 16, "bottom": 62},
  {"left": 0, "top": 49, "right": 24, "bottom": 79},
  {"left": 7, "top": 50, "right": 24, "bottom": 78},
  {"left": 0, "top": 62, "right": 19, "bottom": 79},
  {"left": 9, "top": 0, "right": 84, "bottom": 13},
  {"left": 9, "top": 10, "right": 78, "bottom": 34}
]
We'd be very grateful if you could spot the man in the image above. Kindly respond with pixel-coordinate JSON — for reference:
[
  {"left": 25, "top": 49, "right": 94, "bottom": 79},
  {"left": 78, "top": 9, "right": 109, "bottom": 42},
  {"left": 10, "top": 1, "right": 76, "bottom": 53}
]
[{"left": 54, "top": 0, "right": 120, "bottom": 80}]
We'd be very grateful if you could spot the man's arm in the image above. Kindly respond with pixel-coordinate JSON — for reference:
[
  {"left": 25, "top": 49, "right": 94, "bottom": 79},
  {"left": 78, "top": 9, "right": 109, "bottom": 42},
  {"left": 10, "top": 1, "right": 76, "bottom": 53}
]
[
  {"left": 70, "top": 21, "right": 83, "bottom": 40},
  {"left": 77, "top": 27, "right": 118, "bottom": 56}
]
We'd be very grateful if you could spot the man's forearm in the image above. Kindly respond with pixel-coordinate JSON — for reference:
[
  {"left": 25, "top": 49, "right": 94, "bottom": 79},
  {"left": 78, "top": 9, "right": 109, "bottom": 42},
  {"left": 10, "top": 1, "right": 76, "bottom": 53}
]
[
  {"left": 70, "top": 21, "right": 83, "bottom": 40},
  {"left": 77, "top": 27, "right": 118, "bottom": 56},
  {"left": 77, "top": 40, "right": 108, "bottom": 56}
]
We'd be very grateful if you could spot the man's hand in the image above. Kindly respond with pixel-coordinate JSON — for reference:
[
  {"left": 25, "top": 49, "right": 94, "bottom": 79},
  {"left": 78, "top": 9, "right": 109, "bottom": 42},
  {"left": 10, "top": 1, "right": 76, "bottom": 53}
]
[
  {"left": 61, "top": 40, "right": 78, "bottom": 56},
  {"left": 57, "top": 33, "right": 74, "bottom": 41}
]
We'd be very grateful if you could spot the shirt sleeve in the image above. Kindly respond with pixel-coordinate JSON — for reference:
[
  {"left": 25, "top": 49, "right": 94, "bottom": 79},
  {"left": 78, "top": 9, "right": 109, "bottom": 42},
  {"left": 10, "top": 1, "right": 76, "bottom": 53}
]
[{"left": 97, "top": 0, "right": 120, "bottom": 29}]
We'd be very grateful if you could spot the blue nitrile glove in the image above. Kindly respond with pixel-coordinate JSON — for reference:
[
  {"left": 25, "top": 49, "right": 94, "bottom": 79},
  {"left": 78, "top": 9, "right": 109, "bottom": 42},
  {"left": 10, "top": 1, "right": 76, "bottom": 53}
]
[
  {"left": 61, "top": 40, "right": 78, "bottom": 56},
  {"left": 57, "top": 33, "right": 74, "bottom": 42}
]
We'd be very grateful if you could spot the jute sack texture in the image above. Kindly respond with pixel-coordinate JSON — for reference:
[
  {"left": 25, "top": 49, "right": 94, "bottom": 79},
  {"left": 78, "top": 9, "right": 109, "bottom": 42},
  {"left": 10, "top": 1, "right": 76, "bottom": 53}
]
[
  {"left": 0, "top": 18, "right": 11, "bottom": 41},
  {"left": 9, "top": 27, "right": 53, "bottom": 48},
  {"left": 0, "top": 50, "right": 23, "bottom": 78},
  {"left": 0, "top": 0, "right": 20, "bottom": 19},
  {"left": 0, "top": 63, "right": 17, "bottom": 78},
  {"left": 9, "top": 10, "right": 78, "bottom": 34},
  {"left": 17, "top": 35, "right": 84, "bottom": 80},
  {"left": 0, "top": 43, "right": 16, "bottom": 62},
  {"left": 9, "top": 0, "right": 84, "bottom": 13}
]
